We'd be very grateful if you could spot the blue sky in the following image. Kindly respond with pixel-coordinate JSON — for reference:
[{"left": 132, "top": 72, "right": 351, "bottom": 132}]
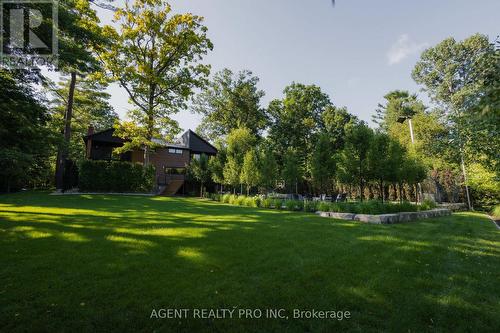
[{"left": 93, "top": 0, "right": 499, "bottom": 131}]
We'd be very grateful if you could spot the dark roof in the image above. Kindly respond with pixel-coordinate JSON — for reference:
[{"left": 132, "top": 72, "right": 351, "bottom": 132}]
[
  {"left": 84, "top": 128, "right": 217, "bottom": 154},
  {"left": 83, "top": 128, "right": 125, "bottom": 145},
  {"left": 151, "top": 138, "right": 190, "bottom": 150},
  {"left": 180, "top": 130, "right": 218, "bottom": 155}
]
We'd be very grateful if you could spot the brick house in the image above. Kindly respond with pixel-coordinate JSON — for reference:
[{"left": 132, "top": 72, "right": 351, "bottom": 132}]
[{"left": 83, "top": 127, "right": 217, "bottom": 195}]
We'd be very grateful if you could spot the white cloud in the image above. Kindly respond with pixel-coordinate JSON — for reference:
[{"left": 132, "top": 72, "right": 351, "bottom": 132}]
[{"left": 387, "top": 34, "right": 428, "bottom": 65}]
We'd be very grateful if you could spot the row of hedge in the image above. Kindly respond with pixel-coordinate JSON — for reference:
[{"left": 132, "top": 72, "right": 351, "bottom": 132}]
[
  {"left": 79, "top": 160, "right": 155, "bottom": 193},
  {"left": 208, "top": 193, "right": 436, "bottom": 214}
]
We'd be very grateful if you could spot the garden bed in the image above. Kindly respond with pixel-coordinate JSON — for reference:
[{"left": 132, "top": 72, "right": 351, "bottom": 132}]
[{"left": 210, "top": 193, "right": 438, "bottom": 215}]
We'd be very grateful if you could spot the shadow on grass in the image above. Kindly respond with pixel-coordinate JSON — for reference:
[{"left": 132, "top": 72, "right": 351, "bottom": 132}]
[{"left": 0, "top": 192, "right": 499, "bottom": 332}]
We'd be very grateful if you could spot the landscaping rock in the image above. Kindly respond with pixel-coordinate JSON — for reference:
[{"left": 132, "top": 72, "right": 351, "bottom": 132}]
[
  {"left": 378, "top": 214, "right": 400, "bottom": 224},
  {"left": 438, "top": 203, "right": 467, "bottom": 211},
  {"left": 329, "top": 212, "right": 356, "bottom": 220},
  {"left": 398, "top": 212, "right": 418, "bottom": 222},
  {"left": 317, "top": 208, "right": 452, "bottom": 224},
  {"left": 354, "top": 214, "right": 382, "bottom": 224}
]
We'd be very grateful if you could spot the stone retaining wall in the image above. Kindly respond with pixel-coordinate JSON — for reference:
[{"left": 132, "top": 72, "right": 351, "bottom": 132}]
[
  {"left": 437, "top": 203, "right": 467, "bottom": 211},
  {"left": 316, "top": 208, "right": 451, "bottom": 224}
]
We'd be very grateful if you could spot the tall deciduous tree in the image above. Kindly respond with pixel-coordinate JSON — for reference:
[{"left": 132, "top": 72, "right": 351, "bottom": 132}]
[
  {"left": 412, "top": 34, "right": 498, "bottom": 208},
  {"left": 466, "top": 38, "right": 500, "bottom": 175},
  {"left": 259, "top": 146, "right": 278, "bottom": 194},
  {"left": 193, "top": 68, "right": 267, "bottom": 141},
  {"left": 268, "top": 83, "right": 332, "bottom": 181},
  {"left": 53, "top": 0, "right": 109, "bottom": 190},
  {"left": 224, "top": 127, "right": 256, "bottom": 193},
  {"left": 47, "top": 77, "right": 118, "bottom": 160},
  {"left": 101, "top": 0, "right": 213, "bottom": 164},
  {"left": 337, "top": 122, "right": 373, "bottom": 201},
  {"left": 209, "top": 142, "right": 227, "bottom": 193},
  {"left": 240, "top": 149, "right": 261, "bottom": 195},
  {"left": 282, "top": 149, "right": 303, "bottom": 195},
  {"left": 322, "top": 105, "right": 357, "bottom": 150},
  {"left": 0, "top": 70, "right": 54, "bottom": 192},
  {"left": 310, "top": 133, "right": 336, "bottom": 195}
]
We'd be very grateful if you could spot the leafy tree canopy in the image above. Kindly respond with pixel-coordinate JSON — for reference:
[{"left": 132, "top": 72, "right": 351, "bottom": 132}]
[
  {"left": 47, "top": 76, "right": 118, "bottom": 160},
  {"left": 193, "top": 68, "right": 267, "bottom": 141},
  {"left": 0, "top": 70, "right": 55, "bottom": 191},
  {"left": 100, "top": 0, "right": 213, "bottom": 162}
]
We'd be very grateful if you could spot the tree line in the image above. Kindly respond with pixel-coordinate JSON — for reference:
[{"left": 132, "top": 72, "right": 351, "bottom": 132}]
[
  {"left": 189, "top": 83, "right": 427, "bottom": 202},
  {"left": 0, "top": 1, "right": 498, "bottom": 208}
]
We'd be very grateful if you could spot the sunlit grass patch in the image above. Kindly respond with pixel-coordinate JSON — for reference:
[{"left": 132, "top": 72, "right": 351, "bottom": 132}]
[{"left": 0, "top": 192, "right": 498, "bottom": 332}]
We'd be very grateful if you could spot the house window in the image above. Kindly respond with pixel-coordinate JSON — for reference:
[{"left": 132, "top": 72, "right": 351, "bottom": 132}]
[
  {"left": 165, "top": 168, "right": 186, "bottom": 175},
  {"left": 168, "top": 148, "right": 183, "bottom": 155}
]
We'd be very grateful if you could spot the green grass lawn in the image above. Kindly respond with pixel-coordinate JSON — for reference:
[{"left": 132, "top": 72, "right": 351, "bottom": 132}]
[{"left": 1, "top": 192, "right": 499, "bottom": 332}]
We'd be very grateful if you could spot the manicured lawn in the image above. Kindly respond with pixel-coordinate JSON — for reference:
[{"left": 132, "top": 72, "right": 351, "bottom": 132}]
[{"left": 1, "top": 192, "right": 499, "bottom": 332}]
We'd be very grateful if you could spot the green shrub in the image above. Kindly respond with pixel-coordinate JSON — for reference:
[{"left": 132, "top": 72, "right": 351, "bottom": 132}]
[
  {"left": 261, "top": 198, "right": 272, "bottom": 208},
  {"left": 228, "top": 194, "right": 238, "bottom": 205},
  {"left": 315, "top": 200, "right": 420, "bottom": 215},
  {"left": 208, "top": 193, "right": 221, "bottom": 201},
  {"left": 492, "top": 205, "right": 500, "bottom": 218},
  {"left": 272, "top": 198, "right": 283, "bottom": 210},
  {"left": 78, "top": 160, "right": 155, "bottom": 193},
  {"left": 222, "top": 194, "right": 231, "bottom": 203},
  {"left": 214, "top": 194, "right": 429, "bottom": 215},
  {"left": 317, "top": 201, "right": 332, "bottom": 212},
  {"left": 244, "top": 196, "right": 255, "bottom": 207},
  {"left": 235, "top": 195, "right": 246, "bottom": 206},
  {"left": 283, "top": 199, "right": 304, "bottom": 211},
  {"left": 358, "top": 201, "right": 384, "bottom": 214},
  {"left": 295, "top": 200, "right": 304, "bottom": 211},
  {"left": 421, "top": 199, "right": 437, "bottom": 211},
  {"left": 397, "top": 201, "right": 416, "bottom": 213},
  {"left": 285, "top": 200, "right": 296, "bottom": 211},
  {"left": 304, "top": 200, "right": 319, "bottom": 212}
]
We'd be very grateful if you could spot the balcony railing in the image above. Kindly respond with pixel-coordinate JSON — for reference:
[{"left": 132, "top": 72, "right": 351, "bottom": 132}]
[{"left": 158, "top": 174, "right": 185, "bottom": 185}]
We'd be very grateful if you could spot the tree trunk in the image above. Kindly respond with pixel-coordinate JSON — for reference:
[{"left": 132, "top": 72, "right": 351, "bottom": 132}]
[
  {"left": 379, "top": 181, "right": 384, "bottom": 202},
  {"left": 359, "top": 180, "right": 363, "bottom": 202},
  {"left": 144, "top": 147, "right": 150, "bottom": 166},
  {"left": 55, "top": 71, "right": 77, "bottom": 191}
]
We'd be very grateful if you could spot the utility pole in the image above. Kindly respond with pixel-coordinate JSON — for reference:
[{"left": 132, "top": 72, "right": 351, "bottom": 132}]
[
  {"left": 408, "top": 118, "right": 415, "bottom": 144},
  {"left": 397, "top": 114, "right": 423, "bottom": 203},
  {"left": 460, "top": 146, "right": 473, "bottom": 211}
]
